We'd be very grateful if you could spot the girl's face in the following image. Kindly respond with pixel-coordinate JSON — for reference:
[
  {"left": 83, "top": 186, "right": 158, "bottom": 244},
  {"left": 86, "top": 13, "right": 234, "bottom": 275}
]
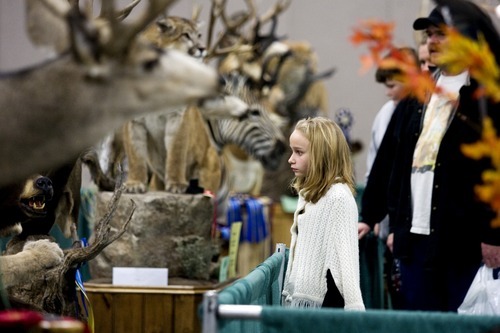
[
  {"left": 384, "top": 79, "right": 405, "bottom": 102},
  {"left": 288, "top": 129, "right": 310, "bottom": 177}
]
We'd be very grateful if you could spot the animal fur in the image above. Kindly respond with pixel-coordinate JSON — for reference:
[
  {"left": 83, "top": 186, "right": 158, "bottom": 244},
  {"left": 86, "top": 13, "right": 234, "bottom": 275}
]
[
  {"left": 222, "top": 144, "right": 264, "bottom": 196},
  {"left": 106, "top": 16, "right": 212, "bottom": 193},
  {"left": 0, "top": 174, "right": 54, "bottom": 237},
  {"left": 0, "top": 156, "right": 128, "bottom": 316},
  {"left": 0, "top": 153, "right": 82, "bottom": 292},
  {"left": 142, "top": 16, "right": 207, "bottom": 58},
  {"left": 6, "top": 158, "right": 83, "bottom": 253},
  {"left": 219, "top": 39, "right": 330, "bottom": 198},
  {"left": 0, "top": 239, "right": 64, "bottom": 291},
  {"left": 94, "top": 16, "right": 248, "bottom": 193},
  {"left": 2, "top": 182, "right": 131, "bottom": 316},
  {"left": 124, "top": 74, "right": 286, "bottom": 194},
  {"left": 261, "top": 40, "right": 329, "bottom": 120},
  {"left": 0, "top": 1, "right": 223, "bottom": 188},
  {"left": 0, "top": 174, "right": 66, "bottom": 290},
  {"left": 164, "top": 105, "right": 222, "bottom": 193}
]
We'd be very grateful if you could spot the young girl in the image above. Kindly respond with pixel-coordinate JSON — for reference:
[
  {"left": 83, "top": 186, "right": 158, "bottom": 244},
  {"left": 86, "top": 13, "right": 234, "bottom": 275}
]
[{"left": 282, "top": 117, "right": 365, "bottom": 310}]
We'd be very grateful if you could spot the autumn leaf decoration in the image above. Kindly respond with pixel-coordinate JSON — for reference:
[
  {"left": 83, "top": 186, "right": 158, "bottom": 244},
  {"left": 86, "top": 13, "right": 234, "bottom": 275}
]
[
  {"left": 350, "top": 20, "right": 395, "bottom": 73},
  {"left": 461, "top": 118, "right": 500, "bottom": 227},
  {"left": 436, "top": 27, "right": 500, "bottom": 102},
  {"left": 350, "top": 20, "right": 437, "bottom": 103},
  {"left": 351, "top": 20, "right": 500, "bottom": 228},
  {"left": 443, "top": 29, "right": 500, "bottom": 227}
]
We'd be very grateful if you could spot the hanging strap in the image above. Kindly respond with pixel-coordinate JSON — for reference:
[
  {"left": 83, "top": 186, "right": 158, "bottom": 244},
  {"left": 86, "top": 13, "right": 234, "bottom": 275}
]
[{"left": 74, "top": 238, "right": 94, "bottom": 333}]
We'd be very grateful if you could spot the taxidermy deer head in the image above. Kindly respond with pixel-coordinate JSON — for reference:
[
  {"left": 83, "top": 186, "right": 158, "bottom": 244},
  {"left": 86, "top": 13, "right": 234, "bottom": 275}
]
[{"left": 0, "top": 0, "right": 225, "bottom": 187}]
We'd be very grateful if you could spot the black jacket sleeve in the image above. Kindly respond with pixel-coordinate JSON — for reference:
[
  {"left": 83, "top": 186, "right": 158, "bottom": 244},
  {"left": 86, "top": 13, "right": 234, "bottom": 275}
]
[{"left": 360, "top": 102, "right": 400, "bottom": 228}]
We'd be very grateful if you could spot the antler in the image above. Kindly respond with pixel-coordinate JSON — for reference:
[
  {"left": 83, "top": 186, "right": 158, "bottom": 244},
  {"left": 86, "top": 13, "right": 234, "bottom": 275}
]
[
  {"left": 100, "top": 0, "right": 177, "bottom": 57},
  {"left": 259, "top": 0, "right": 291, "bottom": 25},
  {"left": 37, "top": 0, "right": 72, "bottom": 17},
  {"left": 28, "top": 0, "right": 169, "bottom": 56},
  {"left": 206, "top": 0, "right": 256, "bottom": 59},
  {"left": 26, "top": 0, "right": 72, "bottom": 52},
  {"left": 116, "top": 0, "right": 142, "bottom": 21},
  {"left": 250, "top": 0, "right": 292, "bottom": 56},
  {"left": 191, "top": 3, "right": 202, "bottom": 22},
  {"left": 205, "top": 0, "right": 292, "bottom": 62}
]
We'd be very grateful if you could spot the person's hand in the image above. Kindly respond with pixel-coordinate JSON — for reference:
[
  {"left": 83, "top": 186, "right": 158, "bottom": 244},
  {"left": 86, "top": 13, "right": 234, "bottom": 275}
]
[
  {"left": 481, "top": 243, "right": 500, "bottom": 268},
  {"left": 358, "top": 222, "right": 371, "bottom": 239},
  {"left": 373, "top": 223, "right": 380, "bottom": 237},
  {"left": 386, "top": 233, "right": 394, "bottom": 253}
]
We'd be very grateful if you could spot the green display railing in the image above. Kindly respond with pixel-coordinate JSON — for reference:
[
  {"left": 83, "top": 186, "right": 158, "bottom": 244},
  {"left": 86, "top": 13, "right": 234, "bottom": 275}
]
[{"left": 201, "top": 243, "right": 500, "bottom": 333}]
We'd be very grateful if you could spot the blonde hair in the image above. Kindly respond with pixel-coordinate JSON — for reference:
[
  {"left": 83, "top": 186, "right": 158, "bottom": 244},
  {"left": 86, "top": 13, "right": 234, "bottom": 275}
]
[{"left": 291, "top": 117, "right": 355, "bottom": 203}]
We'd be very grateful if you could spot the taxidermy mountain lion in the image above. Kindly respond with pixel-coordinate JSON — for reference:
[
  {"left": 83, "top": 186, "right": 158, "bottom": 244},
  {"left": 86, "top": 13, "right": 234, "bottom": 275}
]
[
  {"left": 114, "top": 15, "right": 249, "bottom": 193},
  {"left": 123, "top": 16, "right": 212, "bottom": 193}
]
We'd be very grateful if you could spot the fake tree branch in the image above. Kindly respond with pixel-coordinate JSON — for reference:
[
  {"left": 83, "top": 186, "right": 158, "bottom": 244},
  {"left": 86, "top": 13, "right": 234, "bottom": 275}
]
[{"left": 65, "top": 185, "right": 136, "bottom": 268}]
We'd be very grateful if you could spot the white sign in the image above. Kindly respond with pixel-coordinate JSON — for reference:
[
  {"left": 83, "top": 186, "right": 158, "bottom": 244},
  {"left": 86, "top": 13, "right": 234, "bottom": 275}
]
[{"left": 112, "top": 267, "right": 169, "bottom": 287}]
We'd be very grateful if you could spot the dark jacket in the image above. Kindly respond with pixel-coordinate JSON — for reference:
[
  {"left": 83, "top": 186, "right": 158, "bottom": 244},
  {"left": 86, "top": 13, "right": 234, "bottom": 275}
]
[{"left": 361, "top": 77, "right": 500, "bottom": 265}]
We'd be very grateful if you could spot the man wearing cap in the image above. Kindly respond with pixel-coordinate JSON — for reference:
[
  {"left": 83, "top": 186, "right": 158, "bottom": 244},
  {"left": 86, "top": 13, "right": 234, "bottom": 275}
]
[{"left": 360, "top": 5, "right": 500, "bottom": 312}]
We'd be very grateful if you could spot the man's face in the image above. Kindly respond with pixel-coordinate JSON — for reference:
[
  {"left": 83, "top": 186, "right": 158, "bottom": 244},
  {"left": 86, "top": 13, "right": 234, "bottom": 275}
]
[{"left": 425, "top": 25, "right": 447, "bottom": 65}]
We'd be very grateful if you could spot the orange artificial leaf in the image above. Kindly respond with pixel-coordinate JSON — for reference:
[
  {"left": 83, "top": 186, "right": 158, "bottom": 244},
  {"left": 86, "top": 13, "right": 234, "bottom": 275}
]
[
  {"left": 350, "top": 20, "right": 440, "bottom": 102},
  {"left": 378, "top": 48, "right": 437, "bottom": 103},
  {"left": 350, "top": 20, "right": 395, "bottom": 72},
  {"left": 359, "top": 54, "right": 374, "bottom": 74},
  {"left": 350, "top": 20, "right": 394, "bottom": 47},
  {"left": 411, "top": 76, "right": 438, "bottom": 103}
]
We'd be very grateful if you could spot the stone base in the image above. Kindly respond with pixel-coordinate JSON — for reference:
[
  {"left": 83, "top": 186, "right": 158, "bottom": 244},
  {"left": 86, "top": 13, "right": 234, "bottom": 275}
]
[{"left": 88, "top": 191, "right": 218, "bottom": 281}]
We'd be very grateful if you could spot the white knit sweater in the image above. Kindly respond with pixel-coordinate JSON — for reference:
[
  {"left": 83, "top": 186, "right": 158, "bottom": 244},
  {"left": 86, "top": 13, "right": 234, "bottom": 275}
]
[{"left": 282, "top": 183, "right": 365, "bottom": 310}]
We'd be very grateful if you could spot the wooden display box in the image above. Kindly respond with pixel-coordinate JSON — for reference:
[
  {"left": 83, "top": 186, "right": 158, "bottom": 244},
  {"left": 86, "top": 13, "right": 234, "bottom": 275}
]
[
  {"left": 85, "top": 279, "right": 230, "bottom": 333},
  {"left": 270, "top": 203, "right": 293, "bottom": 247}
]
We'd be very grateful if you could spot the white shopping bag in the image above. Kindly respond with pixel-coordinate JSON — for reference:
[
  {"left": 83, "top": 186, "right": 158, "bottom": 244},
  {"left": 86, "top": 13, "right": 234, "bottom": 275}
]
[{"left": 458, "top": 265, "right": 500, "bottom": 315}]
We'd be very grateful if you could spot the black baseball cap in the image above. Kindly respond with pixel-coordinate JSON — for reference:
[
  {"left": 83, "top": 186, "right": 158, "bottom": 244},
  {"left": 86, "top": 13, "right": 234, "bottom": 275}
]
[{"left": 413, "top": 8, "right": 446, "bottom": 30}]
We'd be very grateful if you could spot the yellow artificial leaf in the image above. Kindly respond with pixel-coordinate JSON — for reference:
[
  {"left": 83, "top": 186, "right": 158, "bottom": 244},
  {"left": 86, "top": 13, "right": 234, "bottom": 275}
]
[
  {"left": 492, "top": 216, "right": 500, "bottom": 229},
  {"left": 438, "top": 28, "right": 500, "bottom": 102}
]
